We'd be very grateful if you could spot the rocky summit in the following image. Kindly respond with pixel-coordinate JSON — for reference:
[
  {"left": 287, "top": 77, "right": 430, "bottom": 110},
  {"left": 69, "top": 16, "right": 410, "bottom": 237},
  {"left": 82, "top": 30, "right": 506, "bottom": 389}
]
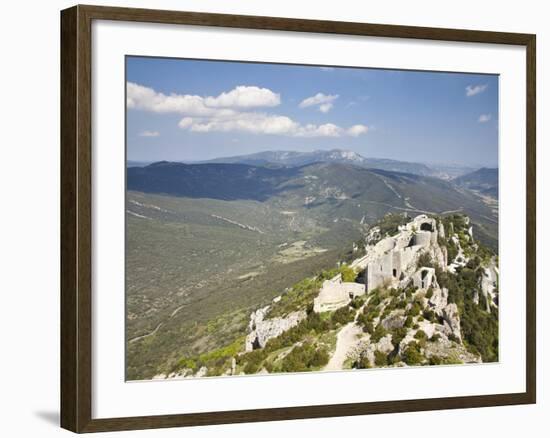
[{"left": 160, "top": 213, "right": 498, "bottom": 378}]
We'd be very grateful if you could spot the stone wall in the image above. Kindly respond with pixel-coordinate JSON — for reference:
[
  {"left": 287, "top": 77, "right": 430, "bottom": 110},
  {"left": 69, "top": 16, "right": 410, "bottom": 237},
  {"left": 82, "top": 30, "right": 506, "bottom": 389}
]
[
  {"left": 313, "top": 276, "right": 365, "bottom": 313},
  {"left": 362, "top": 215, "right": 442, "bottom": 292}
]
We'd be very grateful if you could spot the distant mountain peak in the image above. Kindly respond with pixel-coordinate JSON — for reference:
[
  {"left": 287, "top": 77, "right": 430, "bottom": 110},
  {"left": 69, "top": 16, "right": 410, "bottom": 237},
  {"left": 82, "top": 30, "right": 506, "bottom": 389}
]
[{"left": 194, "top": 149, "right": 444, "bottom": 177}]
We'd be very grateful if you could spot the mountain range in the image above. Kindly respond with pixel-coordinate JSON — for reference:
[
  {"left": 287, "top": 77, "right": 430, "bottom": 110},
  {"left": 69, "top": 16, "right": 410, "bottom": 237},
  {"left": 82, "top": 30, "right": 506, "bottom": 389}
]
[
  {"left": 125, "top": 153, "right": 499, "bottom": 380},
  {"left": 452, "top": 167, "right": 498, "bottom": 199},
  {"left": 194, "top": 149, "right": 449, "bottom": 178},
  {"left": 129, "top": 149, "right": 486, "bottom": 180},
  {"left": 127, "top": 160, "right": 498, "bottom": 247}
]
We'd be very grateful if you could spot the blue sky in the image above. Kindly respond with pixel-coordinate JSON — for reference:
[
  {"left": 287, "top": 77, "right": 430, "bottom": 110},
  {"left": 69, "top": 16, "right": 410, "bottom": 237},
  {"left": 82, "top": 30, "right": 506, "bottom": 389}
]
[{"left": 126, "top": 56, "right": 498, "bottom": 167}]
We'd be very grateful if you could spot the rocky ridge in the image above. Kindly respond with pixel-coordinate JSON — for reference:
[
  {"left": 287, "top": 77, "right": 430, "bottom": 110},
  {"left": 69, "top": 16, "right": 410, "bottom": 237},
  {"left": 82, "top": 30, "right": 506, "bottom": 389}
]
[{"left": 164, "top": 213, "right": 498, "bottom": 378}]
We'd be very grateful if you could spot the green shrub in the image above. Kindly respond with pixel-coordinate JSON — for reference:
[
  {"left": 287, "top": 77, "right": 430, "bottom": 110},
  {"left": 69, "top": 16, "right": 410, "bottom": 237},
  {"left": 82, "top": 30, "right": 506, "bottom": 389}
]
[
  {"left": 174, "top": 357, "right": 198, "bottom": 373},
  {"left": 305, "top": 311, "right": 332, "bottom": 333},
  {"left": 240, "top": 349, "right": 267, "bottom": 374},
  {"left": 350, "top": 295, "right": 366, "bottom": 309},
  {"left": 357, "top": 313, "right": 374, "bottom": 334},
  {"left": 402, "top": 342, "right": 424, "bottom": 365},
  {"left": 309, "top": 348, "right": 330, "bottom": 368},
  {"left": 374, "top": 213, "right": 410, "bottom": 236},
  {"left": 355, "top": 356, "right": 372, "bottom": 369},
  {"left": 423, "top": 309, "right": 436, "bottom": 322},
  {"left": 446, "top": 239, "right": 458, "bottom": 264},
  {"left": 362, "top": 321, "right": 374, "bottom": 334},
  {"left": 409, "top": 302, "right": 422, "bottom": 317},
  {"left": 441, "top": 356, "right": 463, "bottom": 365},
  {"left": 371, "top": 324, "right": 387, "bottom": 343},
  {"left": 414, "top": 329, "right": 428, "bottom": 341},
  {"left": 417, "top": 252, "right": 434, "bottom": 269},
  {"left": 425, "top": 288, "right": 434, "bottom": 299},
  {"left": 331, "top": 306, "right": 355, "bottom": 326},
  {"left": 391, "top": 327, "right": 408, "bottom": 348},
  {"left": 396, "top": 299, "right": 407, "bottom": 309},
  {"left": 374, "top": 350, "right": 387, "bottom": 366},
  {"left": 448, "top": 333, "right": 460, "bottom": 343},
  {"left": 340, "top": 265, "right": 358, "bottom": 283},
  {"left": 281, "top": 343, "right": 329, "bottom": 372},
  {"left": 369, "top": 294, "right": 382, "bottom": 307}
]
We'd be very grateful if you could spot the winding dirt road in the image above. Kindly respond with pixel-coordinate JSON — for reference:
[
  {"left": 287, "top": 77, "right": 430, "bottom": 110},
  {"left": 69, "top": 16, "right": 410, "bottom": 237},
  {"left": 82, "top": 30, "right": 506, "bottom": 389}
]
[{"left": 324, "top": 321, "right": 363, "bottom": 371}]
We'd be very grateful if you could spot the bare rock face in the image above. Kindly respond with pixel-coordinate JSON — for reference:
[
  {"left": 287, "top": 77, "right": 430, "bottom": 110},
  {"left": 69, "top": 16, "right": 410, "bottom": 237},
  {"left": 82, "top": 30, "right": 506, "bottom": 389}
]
[
  {"left": 248, "top": 306, "right": 270, "bottom": 332},
  {"left": 424, "top": 338, "right": 481, "bottom": 364},
  {"left": 416, "top": 320, "right": 437, "bottom": 338},
  {"left": 376, "top": 334, "right": 394, "bottom": 354},
  {"left": 195, "top": 366, "right": 208, "bottom": 378},
  {"left": 480, "top": 260, "right": 499, "bottom": 312},
  {"left": 381, "top": 312, "right": 405, "bottom": 330},
  {"left": 473, "top": 289, "right": 480, "bottom": 305},
  {"left": 361, "top": 333, "right": 394, "bottom": 365},
  {"left": 245, "top": 309, "right": 307, "bottom": 351},
  {"left": 442, "top": 303, "right": 462, "bottom": 342},
  {"left": 438, "top": 221, "right": 446, "bottom": 239},
  {"left": 428, "top": 287, "right": 448, "bottom": 314}
]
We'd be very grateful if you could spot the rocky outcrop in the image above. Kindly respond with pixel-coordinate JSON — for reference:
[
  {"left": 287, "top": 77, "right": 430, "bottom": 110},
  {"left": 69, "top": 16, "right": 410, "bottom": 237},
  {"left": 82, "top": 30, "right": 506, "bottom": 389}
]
[
  {"left": 424, "top": 338, "right": 481, "bottom": 364},
  {"left": 480, "top": 259, "right": 499, "bottom": 311},
  {"left": 380, "top": 312, "right": 406, "bottom": 330},
  {"left": 442, "top": 303, "right": 462, "bottom": 342},
  {"left": 245, "top": 308, "right": 306, "bottom": 352},
  {"left": 361, "top": 334, "right": 394, "bottom": 365},
  {"left": 427, "top": 287, "right": 449, "bottom": 314},
  {"left": 240, "top": 214, "right": 493, "bottom": 373}
]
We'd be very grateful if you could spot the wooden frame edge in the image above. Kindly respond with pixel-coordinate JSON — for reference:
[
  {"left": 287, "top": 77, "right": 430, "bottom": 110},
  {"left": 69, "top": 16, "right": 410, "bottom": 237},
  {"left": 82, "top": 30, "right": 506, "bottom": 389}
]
[
  {"left": 525, "top": 33, "right": 536, "bottom": 405},
  {"left": 60, "top": 4, "right": 537, "bottom": 433}
]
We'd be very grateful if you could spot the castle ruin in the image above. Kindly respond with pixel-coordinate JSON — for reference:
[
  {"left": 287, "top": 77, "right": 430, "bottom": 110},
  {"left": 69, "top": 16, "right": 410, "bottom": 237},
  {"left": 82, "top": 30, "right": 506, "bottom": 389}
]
[{"left": 313, "top": 215, "right": 448, "bottom": 313}]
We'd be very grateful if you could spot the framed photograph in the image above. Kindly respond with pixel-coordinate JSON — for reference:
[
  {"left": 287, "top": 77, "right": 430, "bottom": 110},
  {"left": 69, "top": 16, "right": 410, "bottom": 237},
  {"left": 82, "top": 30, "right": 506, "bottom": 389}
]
[{"left": 60, "top": 5, "right": 536, "bottom": 433}]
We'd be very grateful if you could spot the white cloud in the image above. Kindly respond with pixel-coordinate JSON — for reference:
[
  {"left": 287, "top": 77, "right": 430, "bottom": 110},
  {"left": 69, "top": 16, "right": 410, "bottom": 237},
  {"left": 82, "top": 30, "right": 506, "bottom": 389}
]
[
  {"left": 347, "top": 125, "right": 369, "bottom": 136},
  {"left": 139, "top": 130, "right": 160, "bottom": 137},
  {"left": 179, "top": 113, "right": 368, "bottom": 138},
  {"left": 319, "top": 103, "right": 333, "bottom": 113},
  {"left": 466, "top": 84, "right": 488, "bottom": 97},
  {"left": 478, "top": 113, "right": 492, "bottom": 123},
  {"left": 129, "top": 82, "right": 367, "bottom": 139},
  {"left": 179, "top": 113, "right": 299, "bottom": 135},
  {"left": 203, "top": 85, "right": 280, "bottom": 108},
  {"left": 299, "top": 93, "right": 339, "bottom": 109},
  {"left": 319, "top": 67, "right": 335, "bottom": 72},
  {"left": 127, "top": 82, "right": 279, "bottom": 115}
]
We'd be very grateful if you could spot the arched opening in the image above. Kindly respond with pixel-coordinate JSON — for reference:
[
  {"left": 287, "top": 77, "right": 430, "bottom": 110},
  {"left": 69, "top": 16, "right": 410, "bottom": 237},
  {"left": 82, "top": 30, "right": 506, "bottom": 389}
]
[
  {"left": 393, "top": 269, "right": 397, "bottom": 278},
  {"left": 420, "top": 222, "right": 433, "bottom": 232}
]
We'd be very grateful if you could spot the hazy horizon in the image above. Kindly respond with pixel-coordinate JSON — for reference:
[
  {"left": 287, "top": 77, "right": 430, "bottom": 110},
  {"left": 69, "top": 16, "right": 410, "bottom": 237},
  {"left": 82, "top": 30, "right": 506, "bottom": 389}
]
[
  {"left": 127, "top": 57, "right": 499, "bottom": 168},
  {"left": 126, "top": 148, "right": 498, "bottom": 170}
]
